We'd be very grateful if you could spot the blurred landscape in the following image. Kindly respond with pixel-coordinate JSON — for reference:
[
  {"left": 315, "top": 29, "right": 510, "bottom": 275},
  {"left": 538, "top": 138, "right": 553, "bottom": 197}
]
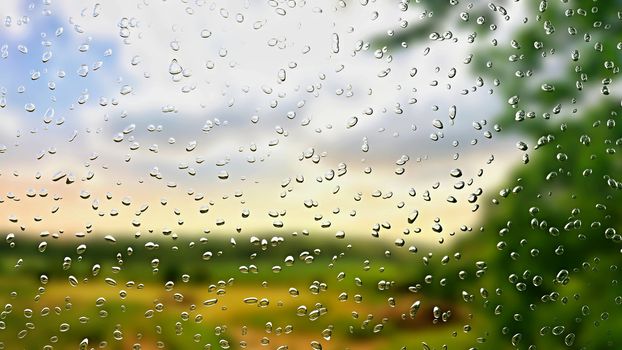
[
  {"left": 0, "top": 236, "right": 484, "bottom": 349},
  {"left": 1, "top": 0, "right": 622, "bottom": 349}
]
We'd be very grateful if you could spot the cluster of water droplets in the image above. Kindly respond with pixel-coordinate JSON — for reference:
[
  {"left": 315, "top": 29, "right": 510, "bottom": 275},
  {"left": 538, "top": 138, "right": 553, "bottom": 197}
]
[{"left": 0, "top": 0, "right": 620, "bottom": 349}]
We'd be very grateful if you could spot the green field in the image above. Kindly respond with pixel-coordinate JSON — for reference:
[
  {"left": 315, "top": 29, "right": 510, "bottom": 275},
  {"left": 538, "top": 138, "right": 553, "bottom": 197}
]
[{"left": 0, "top": 236, "right": 490, "bottom": 349}]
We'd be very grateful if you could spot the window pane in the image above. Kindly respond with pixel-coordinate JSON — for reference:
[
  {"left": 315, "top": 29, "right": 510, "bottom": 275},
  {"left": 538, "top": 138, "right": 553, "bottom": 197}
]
[{"left": 0, "top": 1, "right": 620, "bottom": 349}]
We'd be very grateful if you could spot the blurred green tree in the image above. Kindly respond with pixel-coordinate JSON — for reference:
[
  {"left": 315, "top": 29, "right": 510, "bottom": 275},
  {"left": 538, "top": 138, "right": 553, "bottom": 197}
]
[{"left": 376, "top": 0, "right": 622, "bottom": 348}]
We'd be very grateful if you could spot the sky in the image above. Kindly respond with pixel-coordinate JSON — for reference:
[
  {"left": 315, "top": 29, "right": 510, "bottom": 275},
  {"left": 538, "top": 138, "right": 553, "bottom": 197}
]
[{"left": 0, "top": 0, "right": 527, "bottom": 246}]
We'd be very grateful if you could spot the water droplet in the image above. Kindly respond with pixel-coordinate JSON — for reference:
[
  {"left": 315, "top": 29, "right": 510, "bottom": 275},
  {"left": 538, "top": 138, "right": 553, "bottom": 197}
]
[{"left": 169, "top": 59, "right": 182, "bottom": 75}]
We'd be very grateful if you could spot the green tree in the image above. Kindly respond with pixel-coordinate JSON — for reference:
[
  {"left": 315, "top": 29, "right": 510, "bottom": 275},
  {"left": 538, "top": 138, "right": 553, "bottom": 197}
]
[{"left": 378, "top": 0, "right": 622, "bottom": 348}]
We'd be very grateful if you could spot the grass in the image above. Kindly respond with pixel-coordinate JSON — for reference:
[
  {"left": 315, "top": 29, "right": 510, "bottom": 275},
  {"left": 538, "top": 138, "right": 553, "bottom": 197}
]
[{"left": 0, "top": 235, "right": 486, "bottom": 349}]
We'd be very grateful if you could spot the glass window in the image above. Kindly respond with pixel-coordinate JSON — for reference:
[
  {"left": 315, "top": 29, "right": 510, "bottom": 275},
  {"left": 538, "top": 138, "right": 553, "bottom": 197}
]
[{"left": 0, "top": 1, "right": 620, "bottom": 349}]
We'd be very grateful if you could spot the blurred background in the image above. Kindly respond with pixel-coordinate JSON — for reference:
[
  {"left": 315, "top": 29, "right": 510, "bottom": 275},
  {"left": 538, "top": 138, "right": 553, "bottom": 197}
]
[{"left": 0, "top": 0, "right": 621, "bottom": 349}]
